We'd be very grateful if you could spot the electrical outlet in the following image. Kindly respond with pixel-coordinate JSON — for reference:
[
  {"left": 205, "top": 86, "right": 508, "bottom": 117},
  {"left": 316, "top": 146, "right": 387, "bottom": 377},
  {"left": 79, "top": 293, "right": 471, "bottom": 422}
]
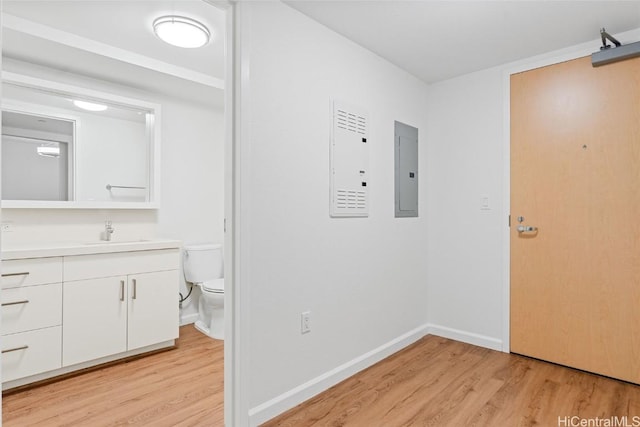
[
  {"left": 1, "top": 222, "right": 14, "bottom": 233},
  {"left": 301, "top": 311, "right": 311, "bottom": 334}
]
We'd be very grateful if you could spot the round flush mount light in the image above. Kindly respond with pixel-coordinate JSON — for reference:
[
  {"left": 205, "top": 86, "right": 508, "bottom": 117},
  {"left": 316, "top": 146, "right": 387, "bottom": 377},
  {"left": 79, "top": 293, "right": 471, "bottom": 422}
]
[
  {"left": 37, "top": 146, "right": 60, "bottom": 158},
  {"left": 153, "top": 15, "right": 210, "bottom": 48},
  {"left": 73, "top": 100, "right": 108, "bottom": 112}
]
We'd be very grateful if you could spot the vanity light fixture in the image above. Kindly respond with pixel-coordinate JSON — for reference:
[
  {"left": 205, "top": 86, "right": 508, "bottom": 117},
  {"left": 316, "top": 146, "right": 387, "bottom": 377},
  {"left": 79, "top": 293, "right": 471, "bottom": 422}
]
[
  {"left": 153, "top": 15, "right": 210, "bottom": 48},
  {"left": 37, "top": 145, "right": 60, "bottom": 158},
  {"left": 73, "top": 100, "right": 108, "bottom": 112}
]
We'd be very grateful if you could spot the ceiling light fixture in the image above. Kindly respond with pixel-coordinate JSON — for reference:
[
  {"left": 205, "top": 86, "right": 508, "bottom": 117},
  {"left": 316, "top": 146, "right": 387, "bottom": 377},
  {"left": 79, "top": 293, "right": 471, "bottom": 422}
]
[
  {"left": 153, "top": 15, "right": 210, "bottom": 48},
  {"left": 37, "top": 146, "right": 60, "bottom": 158},
  {"left": 73, "top": 100, "right": 108, "bottom": 112}
]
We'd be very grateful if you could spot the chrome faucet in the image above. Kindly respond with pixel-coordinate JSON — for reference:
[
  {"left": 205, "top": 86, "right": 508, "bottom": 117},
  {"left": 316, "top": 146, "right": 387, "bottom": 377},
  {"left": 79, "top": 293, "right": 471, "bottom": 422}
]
[{"left": 104, "top": 221, "right": 115, "bottom": 241}]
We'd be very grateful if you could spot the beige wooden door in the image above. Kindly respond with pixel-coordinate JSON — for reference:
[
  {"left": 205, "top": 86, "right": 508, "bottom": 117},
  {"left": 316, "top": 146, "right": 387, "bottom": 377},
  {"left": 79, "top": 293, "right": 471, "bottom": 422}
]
[{"left": 511, "top": 56, "right": 640, "bottom": 383}]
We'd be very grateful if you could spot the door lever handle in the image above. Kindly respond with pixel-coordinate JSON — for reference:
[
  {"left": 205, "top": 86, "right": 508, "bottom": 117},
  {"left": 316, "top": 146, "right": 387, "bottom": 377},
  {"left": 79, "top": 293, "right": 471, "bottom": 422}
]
[{"left": 517, "top": 225, "right": 538, "bottom": 233}]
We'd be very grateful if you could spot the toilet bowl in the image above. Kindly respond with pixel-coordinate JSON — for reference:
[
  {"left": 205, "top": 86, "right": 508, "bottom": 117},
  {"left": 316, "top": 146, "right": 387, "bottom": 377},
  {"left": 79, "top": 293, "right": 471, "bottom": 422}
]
[
  {"left": 183, "top": 243, "right": 224, "bottom": 340},
  {"left": 194, "top": 279, "right": 224, "bottom": 339}
]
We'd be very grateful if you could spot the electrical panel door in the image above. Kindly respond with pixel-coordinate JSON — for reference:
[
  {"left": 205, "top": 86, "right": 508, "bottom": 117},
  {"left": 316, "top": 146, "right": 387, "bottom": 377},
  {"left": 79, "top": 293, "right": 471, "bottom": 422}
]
[
  {"left": 395, "top": 121, "right": 418, "bottom": 217},
  {"left": 330, "top": 101, "right": 369, "bottom": 217}
]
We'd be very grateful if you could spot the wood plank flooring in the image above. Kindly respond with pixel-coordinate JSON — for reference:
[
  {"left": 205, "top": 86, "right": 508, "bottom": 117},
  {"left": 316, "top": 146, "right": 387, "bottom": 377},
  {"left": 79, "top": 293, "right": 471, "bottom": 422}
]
[
  {"left": 263, "top": 335, "right": 640, "bottom": 427},
  {"left": 2, "top": 325, "right": 223, "bottom": 426},
  {"left": 5, "top": 330, "right": 640, "bottom": 427}
]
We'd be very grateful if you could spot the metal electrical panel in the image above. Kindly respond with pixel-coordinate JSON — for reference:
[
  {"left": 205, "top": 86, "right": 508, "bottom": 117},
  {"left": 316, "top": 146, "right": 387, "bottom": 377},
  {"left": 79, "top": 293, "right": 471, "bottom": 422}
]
[
  {"left": 395, "top": 121, "right": 418, "bottom": 218},
  {"left": 330, "top": 100, "right": 369, "bottom": 217}
]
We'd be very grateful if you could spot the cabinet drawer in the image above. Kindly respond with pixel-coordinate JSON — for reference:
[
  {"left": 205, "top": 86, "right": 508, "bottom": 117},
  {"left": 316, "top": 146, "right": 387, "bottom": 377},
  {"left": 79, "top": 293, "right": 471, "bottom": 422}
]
[
  {"left": 64, "top": 249, "right": 180, "bottom": 281},
  {"left": 2, "top": 283, "right": 62, "bottom": 335},
  {"left": 1, "top": 257, "right": 63, "bottom": 289},
  {"left": 2, "top": 326, "right": 62, "bottom": 382}
]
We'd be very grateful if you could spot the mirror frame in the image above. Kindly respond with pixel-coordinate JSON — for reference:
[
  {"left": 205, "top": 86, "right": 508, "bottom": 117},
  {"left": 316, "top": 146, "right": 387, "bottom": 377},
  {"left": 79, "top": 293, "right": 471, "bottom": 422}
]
[{"left": 1, "top": 71, "right": 162, "bottom": 209}]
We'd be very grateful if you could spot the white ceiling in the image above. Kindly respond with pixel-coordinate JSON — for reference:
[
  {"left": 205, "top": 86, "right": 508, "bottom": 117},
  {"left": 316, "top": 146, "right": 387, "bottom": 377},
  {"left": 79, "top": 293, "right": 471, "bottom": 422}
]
[
  {"left": 3, "top": 0, "right": 225, "bottom": 79},
  {"left": 2, "top": 1, "right": 225, "bottom": 107},
  {"left": 4, "top": 1, "right": 639, "bottom": 102},
  {"left": 286, "top": 1, "right": 640, "bottom": 84}
]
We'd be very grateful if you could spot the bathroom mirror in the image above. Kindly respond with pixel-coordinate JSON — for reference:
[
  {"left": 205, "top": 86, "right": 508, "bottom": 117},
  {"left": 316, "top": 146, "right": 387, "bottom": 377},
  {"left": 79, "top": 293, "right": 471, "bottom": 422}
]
[{"left": 1, "top": 72, "right": 161, "bottom": 208}]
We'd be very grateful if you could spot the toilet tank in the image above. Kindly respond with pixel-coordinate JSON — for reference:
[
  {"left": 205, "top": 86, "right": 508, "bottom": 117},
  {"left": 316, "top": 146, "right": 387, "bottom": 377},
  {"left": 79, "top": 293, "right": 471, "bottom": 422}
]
[{"left": 183, "top": 243, "right": 223, "bottom": 283}]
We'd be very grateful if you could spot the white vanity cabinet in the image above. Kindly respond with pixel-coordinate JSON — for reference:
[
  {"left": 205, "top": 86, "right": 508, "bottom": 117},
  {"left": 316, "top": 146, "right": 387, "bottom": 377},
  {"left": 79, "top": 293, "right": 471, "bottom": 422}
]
[
  {"left": 1, "top": 257, "right": 63, "bottom": 382},
  {"left": 1, "top": 241, "right": 181, "bottom": 390},
  {"left": 62, "top": 250, "right": 179, "bottom": 367}
]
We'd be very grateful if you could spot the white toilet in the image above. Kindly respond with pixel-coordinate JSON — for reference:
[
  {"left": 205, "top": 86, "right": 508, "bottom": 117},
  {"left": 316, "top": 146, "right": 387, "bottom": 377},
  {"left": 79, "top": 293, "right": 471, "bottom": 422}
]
[{"left": 183, "top": 243, "right": 224, "bottom": 340}]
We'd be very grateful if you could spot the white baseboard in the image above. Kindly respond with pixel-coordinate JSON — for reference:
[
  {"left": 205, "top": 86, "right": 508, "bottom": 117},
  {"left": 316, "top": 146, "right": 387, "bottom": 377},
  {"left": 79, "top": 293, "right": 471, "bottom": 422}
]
[
  {"left": 426, "top": 323, "right": 503, "bottom": 351},
  {"left": 179, "top": 312, "right": 199, "bottom": 326},
  {"left": 248, "top": 323, "right": 430, "bottom": 426}
]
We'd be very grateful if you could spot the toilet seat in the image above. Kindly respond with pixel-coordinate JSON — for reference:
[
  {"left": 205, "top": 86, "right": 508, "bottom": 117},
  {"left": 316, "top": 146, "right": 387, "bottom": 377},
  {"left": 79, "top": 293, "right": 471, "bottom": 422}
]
[{"left": 201, "top": 278, "right": 224, "bottom": 294}]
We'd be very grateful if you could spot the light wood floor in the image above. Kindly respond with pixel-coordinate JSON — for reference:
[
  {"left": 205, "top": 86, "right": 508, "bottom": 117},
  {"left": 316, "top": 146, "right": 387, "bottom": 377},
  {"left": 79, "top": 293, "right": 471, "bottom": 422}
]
[
  {"left": 6, "top": 330, "right": 640, "bottom": 427},
  {"left": 264, "top": 335, "right": 640, "bottom": 427},
  {"left": 2, "top": 325, "right": 223, "bottom": 426}
]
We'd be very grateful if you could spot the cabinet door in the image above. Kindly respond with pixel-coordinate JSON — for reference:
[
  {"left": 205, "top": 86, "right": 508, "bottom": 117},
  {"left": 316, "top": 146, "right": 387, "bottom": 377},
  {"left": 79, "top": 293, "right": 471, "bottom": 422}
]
[
  {"left": 63, "top": 276, "right": 127, "bottom": 367},
  {"left": 127, "top": 270, "right": 179, "bottom": 351}
]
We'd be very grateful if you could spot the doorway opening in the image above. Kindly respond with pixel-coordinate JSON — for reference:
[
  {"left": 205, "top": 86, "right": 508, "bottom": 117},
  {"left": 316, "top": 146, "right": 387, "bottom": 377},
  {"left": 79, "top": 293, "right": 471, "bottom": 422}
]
[{"left": 0, "top": 0, "right": 234, "bottom": 424}]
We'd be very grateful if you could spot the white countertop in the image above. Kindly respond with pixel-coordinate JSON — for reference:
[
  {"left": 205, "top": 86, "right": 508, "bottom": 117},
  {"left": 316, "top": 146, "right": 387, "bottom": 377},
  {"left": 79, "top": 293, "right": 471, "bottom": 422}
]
[{"left": 2, "top": 239, "right": 182, "bottom": 260}]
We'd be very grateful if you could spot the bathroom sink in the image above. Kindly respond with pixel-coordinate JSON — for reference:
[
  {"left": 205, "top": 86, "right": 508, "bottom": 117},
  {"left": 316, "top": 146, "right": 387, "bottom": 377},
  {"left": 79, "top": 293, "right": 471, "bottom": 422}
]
[{"left": 83, "top": 239, "right": 151, "bottom": 245}]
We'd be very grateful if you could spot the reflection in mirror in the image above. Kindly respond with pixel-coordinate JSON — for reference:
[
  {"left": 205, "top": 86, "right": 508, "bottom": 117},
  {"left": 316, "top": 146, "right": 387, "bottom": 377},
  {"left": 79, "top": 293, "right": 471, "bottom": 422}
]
[
  {"left": 1, "top": 77, "right": 158, "bottom": 206},
  {"left": 2, "top": 110, "right": 72, "bottom": 201}
]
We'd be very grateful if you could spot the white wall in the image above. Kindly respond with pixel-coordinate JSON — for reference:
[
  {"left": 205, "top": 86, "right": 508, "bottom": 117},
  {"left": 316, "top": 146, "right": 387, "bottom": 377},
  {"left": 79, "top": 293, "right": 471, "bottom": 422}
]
[
  {"left": 238, "top": 2, "right": 429, "bottom": 419},
  {"left": 0, "top": 208, "right": 157, "bottom": 245},
  {"left": 157, "top": 98, "right": 225, "bottom": 322},
  {"left": 425, "top": 67, "right": 505, "bottom": 348},
  {"left": 1, "top": 59, "right": 224, "bottom": 324}
]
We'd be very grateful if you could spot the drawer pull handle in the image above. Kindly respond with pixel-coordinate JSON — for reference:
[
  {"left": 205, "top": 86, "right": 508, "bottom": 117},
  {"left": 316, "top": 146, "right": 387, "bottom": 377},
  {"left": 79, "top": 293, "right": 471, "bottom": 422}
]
[
  {"left": 2, "top": 345, "right": 28, "bottom": 354},
  {"left": 120, "top": 280, "right": 125, "bottom": 302},
  {"left": 1, "top": 272, "right": 30, "bottom": 278},
  {"left": 1, "top": 300, "right": 29, "bottom": 307},
  {"left": 132, "top": 279, "right": 137, "bottom": 300}
]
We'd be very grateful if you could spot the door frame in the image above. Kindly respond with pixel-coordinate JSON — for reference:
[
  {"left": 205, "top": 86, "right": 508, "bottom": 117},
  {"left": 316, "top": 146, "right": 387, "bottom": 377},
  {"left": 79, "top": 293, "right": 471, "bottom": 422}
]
[
  {"left": 500, "top": 27, "right": 640, "bottom": 353},
  {"left": 202, "top": 1, "right": 251, "bottom": 425},
  {"left": 214, "top": 1, "right": 252, "bottom": 425}
]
